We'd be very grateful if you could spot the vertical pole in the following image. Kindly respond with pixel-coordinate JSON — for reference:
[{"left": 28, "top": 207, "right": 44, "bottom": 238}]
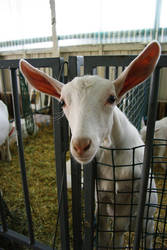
[
  {"left": 11, "top": 68, "right": 35, "bottom": 244},
  {"left": 153, "top": 0, "right": 162, "bottom": 40},
  {"left": 53, "top": 108, "right": 70, "bottom": 250},
  {"left": 83, "top": 162, "right": 96, "bottom": 250},
  {"left": 50, "top": 0, "right": 59, "bottom": 57},
  {"left": 133, "top": 68, "right": 160, "bottom": 249},
  {"left": 52, "top": 62, "right": 70, "bottom": 250},
  {"left": 71, "top": 158, "right": 82, "bottom": 250},
  {"left": 0, "top": 193, "right": 7, "bottom": 232},
  {"left": 82, "top": 59, "right": 96, "bottom": 249},
  {"left": 68, "top": 56, "right": 84, "bottom": 250}
]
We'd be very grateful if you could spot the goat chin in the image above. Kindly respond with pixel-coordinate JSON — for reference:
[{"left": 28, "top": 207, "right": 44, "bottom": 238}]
[
  {"left": 75, "top": 156, "right": 93, "bottom": 164},
  {"left": 71, "top": 150, "right": 97, "bottom": 164},
  {"left": 72, "top": 153, "right": 95, "bottom": 164}
]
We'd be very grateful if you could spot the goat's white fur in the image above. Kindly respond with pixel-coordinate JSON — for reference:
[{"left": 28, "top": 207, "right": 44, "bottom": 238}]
[
  {"left": 140, "top": 117, "right": 167, "bottom": 170},
  {"left": 0, "top": 100, "right": 11, "bottom": 161},
  {"left": 19, "top": 41, "right": 160, "bottom": 249}
]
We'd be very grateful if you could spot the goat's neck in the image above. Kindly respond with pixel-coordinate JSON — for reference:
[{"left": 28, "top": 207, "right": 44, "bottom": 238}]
[{"left": 110, "top": 106, "right": 142, "bottom": 149}]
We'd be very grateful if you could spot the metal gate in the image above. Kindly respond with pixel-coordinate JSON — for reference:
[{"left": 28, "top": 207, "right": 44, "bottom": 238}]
[
  {"left": 0, "top": 54, "right": 167, "bottom": 249},
  {"left": 0, "top": 58, "right": 69, "bottom": 250}
]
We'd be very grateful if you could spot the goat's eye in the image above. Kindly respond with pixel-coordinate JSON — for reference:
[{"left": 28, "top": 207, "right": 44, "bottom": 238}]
[
  {"left": 107, "top": 95, "right": 116, "bottom": 104},
  {"left": 59, "top": 99, "right": 65, "bottom": 108}
]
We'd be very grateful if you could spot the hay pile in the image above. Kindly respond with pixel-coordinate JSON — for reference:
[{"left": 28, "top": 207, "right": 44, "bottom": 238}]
[{"left": 0, "top": 122, "right": 72, "bottom": 249}]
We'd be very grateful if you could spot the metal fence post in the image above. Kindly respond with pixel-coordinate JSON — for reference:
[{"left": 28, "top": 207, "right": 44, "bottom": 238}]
[
  {"left": 52, "top": 60, "right": 70, "bottom": 250},
  {"left": 68, "top": 56, "right": 84, "bottom": 250},
  {"left": 11, "top": 68, "right": 35, "bottom": 244},
  {"left": 133, "top": 67, "right": 160, "bottom": 249},
  {"left": 83, "top": 162, "right": 96, "bottom": 250}
]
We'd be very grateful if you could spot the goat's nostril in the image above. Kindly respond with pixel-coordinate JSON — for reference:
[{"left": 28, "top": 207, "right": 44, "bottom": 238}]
[
  {"left": 72, "top": 138, "right": 91, "bottom": 155},
  {"left": 73, "top": 145, "right": 78, "bottom": 152}
]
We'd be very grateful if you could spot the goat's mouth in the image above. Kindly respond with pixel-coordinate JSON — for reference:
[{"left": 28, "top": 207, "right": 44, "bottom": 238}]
[
  {"left": 73, "top": 154, "right": 95, "bottom": 164},
  {"left": 75, "top": 156, "right": 94, "bottom": 164},
  {"left": 71, "top": 147, "right": 97, "bottom": 164}
]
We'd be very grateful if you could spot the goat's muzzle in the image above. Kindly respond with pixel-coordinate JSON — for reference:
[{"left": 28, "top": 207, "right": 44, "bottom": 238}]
[{"left": 72, "top": 137, "right": 91, "bottom": 156}]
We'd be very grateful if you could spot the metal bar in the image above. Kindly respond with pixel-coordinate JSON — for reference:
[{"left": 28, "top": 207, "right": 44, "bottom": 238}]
[
  {"left": 53, "top": 100, "right": 70, "bottom": 250},
  {"left": 84, "top": 58, "right": 93, "bottom": 75},
  {"left": 68, "top": 56, "right": 78, "bottom": 80},
  {"left": 0, "top": 226, "right": 52, "bottom": 250},
  {"left": 0, "top": 193, "right": 7, "bottom": 232},
  {"left": 114, "top": 66, "right": 118, "bottom": 79},
  {"left": 83, "top": 161, "right": 96, "bottom": 250},
  {"left": 84, "top": 55, "right": 167, "bottom": 70},
  {"left": 0, "top": 55, "right": 166, "bottom": 71},
  {"left": 105, "top": 66, "right": 109, "bottom": 79},
  {"left": 157, "top": 55, "right": 167, "bottom": 67},
  {"left": 133, "top": 67, "right": 160, "bottom": 250},
  {"left": 84, "top": 56, "right": 136, "bottom": 73},
  {"left": 71, "top": 158, "right": 82, "bottom": 250},
  {"left": 0, "top": 58, "right": 62, "bottom": 70},
  {"left": 52, "top": 60, "right": 70, "bottom": 250},
  {"left": 68, "top": 56, "right": 84, "bottom": 80},
  {"left": 68, "top": 56, "right": 84, "bottom": 249},
  {"left": 11, "top": 68, "right": 35, "bottom": 244}
]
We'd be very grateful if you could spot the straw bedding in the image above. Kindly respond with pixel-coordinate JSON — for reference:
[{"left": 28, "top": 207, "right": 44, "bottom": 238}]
[{"left": 0, "top": 123, "right": 72, "bottom": 249}]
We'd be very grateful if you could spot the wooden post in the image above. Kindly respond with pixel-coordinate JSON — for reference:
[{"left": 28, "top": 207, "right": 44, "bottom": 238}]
[{"left": 49, "top": 0, "right": 59, "bottom": 57}]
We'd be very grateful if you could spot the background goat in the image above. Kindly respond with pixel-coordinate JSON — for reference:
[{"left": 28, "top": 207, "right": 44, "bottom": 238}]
[
  {"left": 141, "top": 116, "right": 167, "bottom": 170},
  {"left": 0, "top": 100, "right": 11, "bottom": 161},
  {"left": 19, "top": 41, "right": 160, "bottom": 249}
]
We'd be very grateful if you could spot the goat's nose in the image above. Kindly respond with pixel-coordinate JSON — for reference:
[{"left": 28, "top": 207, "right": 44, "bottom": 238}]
[{"left": 72, "top": 137, "right": 91, "bottom": 155}]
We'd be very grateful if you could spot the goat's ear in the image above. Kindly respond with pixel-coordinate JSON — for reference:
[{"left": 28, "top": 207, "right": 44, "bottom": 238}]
[
  {"left": 114, "top": 41, "right": 161, "bottom": 99},
  {"left": 19, "top": 59, "right": 63, "bottom": 99}
]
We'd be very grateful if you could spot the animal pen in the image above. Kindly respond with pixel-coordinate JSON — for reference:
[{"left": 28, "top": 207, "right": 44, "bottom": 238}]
[{"left": 0, "top": 53, "right": 167, "bottom": 250}]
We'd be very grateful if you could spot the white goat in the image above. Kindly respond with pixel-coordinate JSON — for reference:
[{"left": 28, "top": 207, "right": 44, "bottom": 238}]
[
  {"left": 19, "top": 41, "right": 160, "bottom": 249},
  {"left": 9, "top": 118, "right": 39, "bottom": 144},
  {"left": 0, "top": 100, "right": 11, "bottom": 161},
  {"left": 141, "top": 116, "right": 167, "bottom": 170}
]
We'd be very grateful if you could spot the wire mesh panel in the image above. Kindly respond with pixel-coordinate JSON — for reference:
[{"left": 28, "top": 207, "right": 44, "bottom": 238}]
[
  {"left": 95, "top": 145, "right": 158, "bottom": 249},
  {"left": 118, "top": 79, "right": 150, "bottom": 130},
  {"left": 94, "top": 139, "right": 167, "bottom": 249},
  {"left": 151, "top": 139, "right": 167, "bottom": 249},
  {"left": 95, "top": 139, "right": 167, "bottom": 250}
]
